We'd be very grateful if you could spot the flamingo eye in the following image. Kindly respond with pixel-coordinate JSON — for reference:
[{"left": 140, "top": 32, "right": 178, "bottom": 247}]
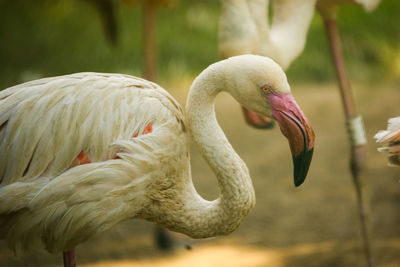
[{"left": 261, "top": 85, "right": 273, "bottom": 94}]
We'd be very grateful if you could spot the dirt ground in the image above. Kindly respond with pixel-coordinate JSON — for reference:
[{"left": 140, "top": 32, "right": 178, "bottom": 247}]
[{"left": 0, "top": 80, "right": 399, "bottom": 267}]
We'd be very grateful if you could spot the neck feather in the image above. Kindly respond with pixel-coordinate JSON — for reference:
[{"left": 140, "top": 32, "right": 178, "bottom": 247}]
[
  {"left": 167, "top": 63, "right": 256, "bottom": 238},
  {"left": 219, "top": 0, "right": 259, "bottom": 57},
  {"left": 247, "top": 0, "right": 270, "bottom": 36},
  {"left": 255, "top": 0, "right": 316, "bottom": 69}
]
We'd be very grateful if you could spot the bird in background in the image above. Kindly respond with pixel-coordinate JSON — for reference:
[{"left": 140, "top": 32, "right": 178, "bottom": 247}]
[
  {"left": 220, "top": 0, "right": 380, "bottom": 69},
  {"left": 317, "top": 0, "right": 380, "bottom": 15},
  {"left": 219, "top": 0, "right": 270, "bottom": 128},
  {"left": 219, "top": 0, "right": 380, "bottom": 129},
  {"left": 374, "top": 117, "right": 400, "bottom": 167},
  {"left": 219, "top": 0, "right": 316, "bottom": 129},
  {"left": 0, "top": 55, "right": 315, "bottom": 267}
]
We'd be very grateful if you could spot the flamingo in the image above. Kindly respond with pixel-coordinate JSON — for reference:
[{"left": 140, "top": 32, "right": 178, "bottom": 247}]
[
  {"left": 219, "top": 0, "right": 272, "bottom": 129},
  {"left": 316, "top": 2, "right": 380, "bottom": 266},
  {"left": 374, "top": 117, "right": 400, "bottom": 167},
  {"left": 219, "top": 0, "right": 380, "bottom": 128},
  {"left": 223, "top": 0, "right": 380, "bottom": 68},
  {"left": 218, "top": 0, "right": 264, "bottom": 128},
  {"left": 220, "top": 2, "right": 380, "bottom": 266},
  {"left": 218, "top": 0, "right": 316, "bottom": 128},
  {"left": 0, "top": 55, "right": 315, "bottom": 267}
]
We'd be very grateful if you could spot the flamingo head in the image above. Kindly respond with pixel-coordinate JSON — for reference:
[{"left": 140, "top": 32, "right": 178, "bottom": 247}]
[{"left": 226, "top": 55, "right": 315, "bottom": 186}]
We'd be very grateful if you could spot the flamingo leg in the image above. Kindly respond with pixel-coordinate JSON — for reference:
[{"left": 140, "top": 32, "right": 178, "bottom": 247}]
[
  {"left": 154, "top": 226, "right": 174, "bottom": 251},
  {"left": 142, "top": 4, "right": 177, "bottom": 250},
  {"left": 143, "top": 0, "right": 157, "bottom": 81},
  {"left": 319, "top": 5, "right": 374, "bottom": 267},
  {"left": 63, "top": 249, "right": 76, "bottom": 267}
]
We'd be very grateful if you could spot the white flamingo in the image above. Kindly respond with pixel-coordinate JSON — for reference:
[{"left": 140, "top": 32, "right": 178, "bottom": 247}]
[
  {"left": 219, "top": 0, "right": 316, "bottom": 128},
  {"left": 374, "top": 117, "right": 400, "bottom": 166},
  {"left": 0, "top": 55, "right": 315, "bottom": 266},
  {"left": 219, "top": 0, "right": 271, "bottom": 128},
  {"left": 219, "top": 2, "right": 379, "bottom": 266},
  {"left": 219, "top": 0, "right": 381, "bottom": 129},
  {"left": 228, "top": 0, "right": 381, "bottom": 68},
  {"left": 247, "top": 0, "right": 380, "bottom": 68}
]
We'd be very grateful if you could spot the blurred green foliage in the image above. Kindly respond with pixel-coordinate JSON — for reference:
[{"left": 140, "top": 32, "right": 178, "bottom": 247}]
[
  {"left": 290, "top": 0, "right": 400, "bottom": 82},
  {"left": 0, "top": 0, "right": 399, "bottom": 89}
]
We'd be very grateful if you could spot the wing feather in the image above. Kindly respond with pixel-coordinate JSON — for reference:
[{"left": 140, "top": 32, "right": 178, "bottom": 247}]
[
  {"left": 0, "top": 72, "right": 187, "bottom": 252},
  {"left": 375, "top": 117, "right": 400, "bottom": 166},
  {"left": 0, "top": 72, "right": 184, "bottom": 185}
]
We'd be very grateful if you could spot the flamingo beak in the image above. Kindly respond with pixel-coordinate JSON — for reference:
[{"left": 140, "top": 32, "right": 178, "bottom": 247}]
[
  {"left": 241, "top": 107, "right": 275, "bottom": 129},
  {"left": 268, "top": 93, "right": 315, "bottom": 186}
]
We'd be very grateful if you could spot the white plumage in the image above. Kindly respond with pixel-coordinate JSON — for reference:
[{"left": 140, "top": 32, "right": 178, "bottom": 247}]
[
  {"left": 219, "top": 0, "right": 381, "bottom": 71},
  {"left": 0, "top": 72, "right": 185, "bottom": 252},
  {"left": 219, "top": 0, "right": 316, "bottom": 70},
  {"left": 218, "top": 0, "right": 381, "bottom": 130},
  {"left": 0, "top": 55, "right": 314, "bottom": 264},
  {"left": 374, "top": 117, "right": 400, "bottom": 166},
  {"left": 218, "top": 0, "right": 316, "bottom": 128},
  {"left": 317, "top": 0, "right": 381, "bottom": 12}
]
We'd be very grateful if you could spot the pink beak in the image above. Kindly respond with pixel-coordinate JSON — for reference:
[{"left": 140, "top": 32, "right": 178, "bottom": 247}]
[
  {"left": 268, "top": 93, "right": 315, "bottom": 186},
  {"left": 242, "top": 107, "right": 275, "bottom": 129}
]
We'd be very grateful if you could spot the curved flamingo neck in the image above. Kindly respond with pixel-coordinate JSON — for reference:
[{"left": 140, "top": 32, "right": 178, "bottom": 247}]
[
  {"left": 178, "top": 62, "right": 256, "bottom": 237},
  {"left": 219, "top": 0, "right": 259, "bottom": 57},
  {"left": 249, "top": 0, "right": 316, "bottom": 69}
]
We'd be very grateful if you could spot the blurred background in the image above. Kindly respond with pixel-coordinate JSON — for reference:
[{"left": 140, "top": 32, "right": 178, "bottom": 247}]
[{"left": 0, "top": 0, "right": 399, "bottom": 266}]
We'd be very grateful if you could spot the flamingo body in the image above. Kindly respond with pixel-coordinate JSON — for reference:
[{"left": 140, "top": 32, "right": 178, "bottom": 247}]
[
  {"left": 317, "top": 0, "right": 381, "bottom": 12},
  {"left": 0, "top": 55, "right": 315, "bottom": 258},
  {"left": 374, "top": 117, "right": 400, "bottom": 166},
  {"left": 0, "top": 73, "right": 186, "bottom": 252}
]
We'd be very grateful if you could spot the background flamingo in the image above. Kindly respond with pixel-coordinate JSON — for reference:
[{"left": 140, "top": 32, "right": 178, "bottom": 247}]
[
  {"left": 219, "top": 0, "right": 316, "bottom": 128},
  {"left": 317, "top": 2, "right": 380, "bottom": 266},
  {"left": 219, "top": 1, "right": 381, "bottom": 265},
  {"left": 0, "top": 55, "right": 315, "bottom": 267},
  {"left": 374, "top": 117, "right": 400, "bottom": 167}
]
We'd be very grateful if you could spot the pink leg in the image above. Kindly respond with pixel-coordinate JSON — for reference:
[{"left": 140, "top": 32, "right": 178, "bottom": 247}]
[
  {"left": 318, "top": 4, "right": 374, "bottom": 267},
  {"left": 63, "top": 249, "right": 76, "bottom": 267}
]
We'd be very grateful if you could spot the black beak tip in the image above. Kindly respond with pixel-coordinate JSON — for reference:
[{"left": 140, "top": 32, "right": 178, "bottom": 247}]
[{"left": 293, "top": 148, "right": 314, "bottom": 187}]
